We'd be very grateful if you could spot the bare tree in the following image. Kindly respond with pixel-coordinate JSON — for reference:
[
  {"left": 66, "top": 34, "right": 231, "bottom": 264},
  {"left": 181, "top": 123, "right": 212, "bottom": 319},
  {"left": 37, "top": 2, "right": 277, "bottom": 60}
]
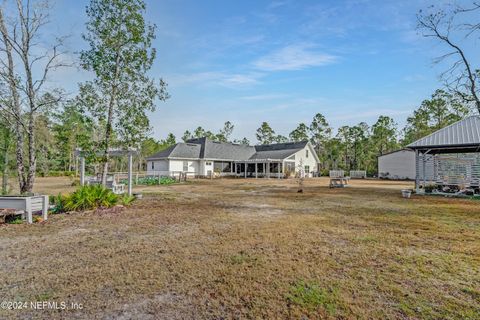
[
  {"left": 0, "top": 0, "right": 69, "bottom": 193},
  {"left": 417, "top": 4, "right": 480, "bottom": 114}
]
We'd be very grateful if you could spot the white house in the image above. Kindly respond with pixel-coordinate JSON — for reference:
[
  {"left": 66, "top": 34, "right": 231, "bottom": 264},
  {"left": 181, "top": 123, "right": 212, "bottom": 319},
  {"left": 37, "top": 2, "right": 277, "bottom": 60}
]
[
  {"left": 378, "top": 149, "right": 416, "bottom": 180},
  {"left": 146, "top": 137, "right": 320, "bottom": 178}
]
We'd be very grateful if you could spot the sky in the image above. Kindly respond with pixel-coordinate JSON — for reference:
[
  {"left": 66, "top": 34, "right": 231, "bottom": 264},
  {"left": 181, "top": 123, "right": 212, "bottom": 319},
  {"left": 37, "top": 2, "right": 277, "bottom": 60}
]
[{"left": 48, "top": 0, "right": 479, "bottom": 142}]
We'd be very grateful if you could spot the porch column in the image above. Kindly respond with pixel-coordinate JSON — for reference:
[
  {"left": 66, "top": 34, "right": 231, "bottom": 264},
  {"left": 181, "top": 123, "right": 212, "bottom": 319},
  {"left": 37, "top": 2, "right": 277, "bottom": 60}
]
[
  {"left": 263, "top": 163, "right": 266, "bottom": 178},
  {"left": 255, "top": 162, "right": 258, "bottom": 178},
  {"left": 267, "top": 161, "right": 270, "bottom": 179},
  {"left": 422, "top": 151, "right": 426, "bottom": 189},
  {"left": 415, "top": 149, "right": 419, "bottom": 193},
  {"left": 127, "top": 153, "right": 133, "bottom": 196},
  {"left": 80, "top": 156, "right": 85, "bottom": 186},
  {"left": 277, "top": 161, "right": 280, "bottom": 179},
  {"left": 231, "top": 162, "right": 234, "bottom": 175},
  {"left": 244, "top": 163, "right": 247, "bottom": 178}
]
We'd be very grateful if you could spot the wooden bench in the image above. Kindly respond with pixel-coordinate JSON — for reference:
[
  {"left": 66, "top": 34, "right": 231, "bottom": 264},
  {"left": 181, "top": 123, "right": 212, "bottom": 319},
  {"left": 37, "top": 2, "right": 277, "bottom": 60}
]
[{"left": 350, "top": 170, "right": 366, "bottom": 179}]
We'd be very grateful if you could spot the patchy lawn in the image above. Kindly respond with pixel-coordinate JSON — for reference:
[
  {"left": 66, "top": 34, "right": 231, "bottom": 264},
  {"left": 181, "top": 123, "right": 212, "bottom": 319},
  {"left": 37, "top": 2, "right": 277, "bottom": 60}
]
[{"left": 1, "top": 178, "right": 479, "bottom": 319}]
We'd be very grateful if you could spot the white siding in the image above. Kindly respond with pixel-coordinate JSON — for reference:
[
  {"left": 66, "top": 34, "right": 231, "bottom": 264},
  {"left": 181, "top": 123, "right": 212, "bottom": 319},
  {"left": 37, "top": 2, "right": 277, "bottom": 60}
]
[
  {"left": 204, "top": 160, "right": 214, "bottom": 176},
  {"left": 169, "top": 160, "right": 199, "bottom": 174},
  {"left": 378, "top": 150, "right": 415, "bottom": 180},
  {"left": 292, "top": 144, "right": 319, "bottom": 177},
  {"left": 147, "top": 160, "right": 168, "bottom": 175}
]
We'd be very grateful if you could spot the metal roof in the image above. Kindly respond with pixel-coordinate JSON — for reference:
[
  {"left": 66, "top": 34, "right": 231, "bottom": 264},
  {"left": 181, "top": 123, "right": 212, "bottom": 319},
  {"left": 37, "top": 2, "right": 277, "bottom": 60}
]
[{"left": 407, "top": 116, "right": 480, "bottom": 149}]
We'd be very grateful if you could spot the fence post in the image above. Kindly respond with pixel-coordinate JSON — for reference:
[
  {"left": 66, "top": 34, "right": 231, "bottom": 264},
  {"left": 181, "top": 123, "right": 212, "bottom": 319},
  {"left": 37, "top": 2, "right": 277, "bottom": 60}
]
[{"left": 127, "top": 153, "right": 133, "bottom": 196}]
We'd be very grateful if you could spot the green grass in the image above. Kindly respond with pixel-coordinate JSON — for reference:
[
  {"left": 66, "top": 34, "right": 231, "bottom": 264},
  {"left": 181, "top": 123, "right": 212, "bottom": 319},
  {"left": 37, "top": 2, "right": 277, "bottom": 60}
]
[{"left": 286, "top": 280, "right": 340, "bottom": 315}]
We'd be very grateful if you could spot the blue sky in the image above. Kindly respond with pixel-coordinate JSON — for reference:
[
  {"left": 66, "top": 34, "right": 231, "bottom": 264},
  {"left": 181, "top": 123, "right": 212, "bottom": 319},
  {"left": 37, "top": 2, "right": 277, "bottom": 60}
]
[{"left": 49, "top": 0, "right": 478, "bottom": 142}]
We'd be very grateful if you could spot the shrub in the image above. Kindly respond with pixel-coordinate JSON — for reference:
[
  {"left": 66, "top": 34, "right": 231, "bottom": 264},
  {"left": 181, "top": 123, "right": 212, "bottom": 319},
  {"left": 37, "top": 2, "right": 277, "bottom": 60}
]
[
  {"left": 7, "top": 216, "right": 23, "bottom": 224},
  {"left": 120, "top": 195, "right": 135, "bottom": 206},
  {"left": 39, "top": 171, "right": 76, "bottom": 177},
  {"left": 423, "top": 184, "right": 437, "bottom": 193},
  {"left": 159, "top": 177, "right": 176, "bottom": 185},
  {"left": 51, "top": 194, "right": 67, "bottom": 214},
  {"left": 120, "top": 176, "right": 176, "bottom": 186},
  {"left": 63, "top": 185, "right": 118, "bottom": 212}
]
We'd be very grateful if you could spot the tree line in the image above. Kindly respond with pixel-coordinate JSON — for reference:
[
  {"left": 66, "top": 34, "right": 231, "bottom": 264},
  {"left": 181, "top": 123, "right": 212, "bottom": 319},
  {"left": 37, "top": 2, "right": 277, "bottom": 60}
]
[{"left": 162, "top": 89, "right": 470, "bottom": 175}]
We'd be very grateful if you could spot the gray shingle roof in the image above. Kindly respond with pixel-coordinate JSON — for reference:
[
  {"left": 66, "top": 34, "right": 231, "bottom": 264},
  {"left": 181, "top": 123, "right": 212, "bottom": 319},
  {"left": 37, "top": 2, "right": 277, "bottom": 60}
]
[
  {"left": 254, "top": 141, "right": 308, "bottom": 152},
  {"left": 248, "top": 149, "right": 301, "bottom": 161},
  {"left": 146, "top": 138, "right": 312, "bottom": 161},
  {"left": 407, "top": 116, "right": 480, "bottom": 149},
  {"left": 146, "top": 143, "right": 201, "bottom": 160},
  {"left": 187, "top": 137, "right": 256, "bottom": 160}
]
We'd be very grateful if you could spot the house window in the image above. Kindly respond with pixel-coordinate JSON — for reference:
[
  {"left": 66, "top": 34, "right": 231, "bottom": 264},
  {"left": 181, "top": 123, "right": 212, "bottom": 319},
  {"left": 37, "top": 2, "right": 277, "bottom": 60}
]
[
  {"left": 306, "top": 149, "right": 309, "bottom": 158},
  {"left": 151, "top": 162, "right": 154, "bottom": 170},
  {"left": 183, "top": 161, "right": 188, "bottom": 172},
  {"left": 304, "top": 165, "right": 310, "bottom": 173}
]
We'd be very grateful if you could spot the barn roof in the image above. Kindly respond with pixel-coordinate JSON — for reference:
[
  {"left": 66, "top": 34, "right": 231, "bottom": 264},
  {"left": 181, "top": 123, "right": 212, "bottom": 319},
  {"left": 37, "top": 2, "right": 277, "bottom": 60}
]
[{"left": 407, "top": 116, "right": 480, "bottom": 150}]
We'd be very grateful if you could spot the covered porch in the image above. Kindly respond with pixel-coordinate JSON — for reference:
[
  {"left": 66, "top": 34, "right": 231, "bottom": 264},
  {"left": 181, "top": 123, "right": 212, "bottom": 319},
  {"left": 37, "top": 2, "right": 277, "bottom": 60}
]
[{"left": 233, "top": 159, "right": 296, "bottom": 178}]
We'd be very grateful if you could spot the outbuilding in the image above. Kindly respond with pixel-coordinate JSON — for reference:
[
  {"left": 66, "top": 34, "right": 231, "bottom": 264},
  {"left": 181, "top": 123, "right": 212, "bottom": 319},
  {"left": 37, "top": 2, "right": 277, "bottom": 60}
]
[
  {"left": 378, "top": 149, "right": 416, "bottom": 180},
  {"left": 407, "top": 116, "right": 480, "bottom": 194}
]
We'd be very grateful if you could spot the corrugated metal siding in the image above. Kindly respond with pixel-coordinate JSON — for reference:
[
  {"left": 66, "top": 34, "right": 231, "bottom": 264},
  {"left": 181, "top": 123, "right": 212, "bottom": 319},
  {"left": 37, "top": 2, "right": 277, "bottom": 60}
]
[{"left": 408, "top": 116, "right": 480, "bottom": 148}]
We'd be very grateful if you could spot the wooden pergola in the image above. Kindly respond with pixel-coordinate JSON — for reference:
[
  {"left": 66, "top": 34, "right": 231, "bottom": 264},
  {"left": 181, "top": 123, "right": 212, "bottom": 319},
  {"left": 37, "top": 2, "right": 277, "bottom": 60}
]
[{"left": 74, "top": 149, "right": 139, "bottom": 196}]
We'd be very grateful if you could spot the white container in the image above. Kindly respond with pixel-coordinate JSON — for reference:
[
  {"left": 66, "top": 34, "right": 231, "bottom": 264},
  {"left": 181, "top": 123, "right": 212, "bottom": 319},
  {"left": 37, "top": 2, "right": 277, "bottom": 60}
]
[{"left": 401, "top": 189, "right": 412, "bottom": 199}]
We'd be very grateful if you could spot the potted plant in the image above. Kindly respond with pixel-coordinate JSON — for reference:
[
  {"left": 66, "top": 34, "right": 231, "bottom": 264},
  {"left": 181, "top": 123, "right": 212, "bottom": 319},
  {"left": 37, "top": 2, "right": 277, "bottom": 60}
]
[{"left": 423, "top": 184, "right": 437, "bottom": 193}]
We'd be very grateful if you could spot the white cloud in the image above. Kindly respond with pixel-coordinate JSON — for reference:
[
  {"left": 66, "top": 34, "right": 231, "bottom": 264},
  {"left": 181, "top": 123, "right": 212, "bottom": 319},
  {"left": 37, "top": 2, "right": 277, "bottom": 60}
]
[
  {"left": 167, "top": 71, "right": 263, "bottom": 88},
  {"left": 240, "top": 93, "right": 288, "bottom": 100},
  {"left": 253, "top": 44, "right": 337, "bottom": 71},
  {"left": 329, "top": 108, "right": 412, "bottom": 122}
]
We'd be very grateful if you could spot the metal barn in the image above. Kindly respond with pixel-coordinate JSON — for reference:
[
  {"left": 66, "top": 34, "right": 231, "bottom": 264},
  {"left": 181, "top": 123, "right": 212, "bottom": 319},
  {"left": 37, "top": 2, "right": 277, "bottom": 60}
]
[{"left": 407, "top": 116, "right": 480, "bottom": 195}]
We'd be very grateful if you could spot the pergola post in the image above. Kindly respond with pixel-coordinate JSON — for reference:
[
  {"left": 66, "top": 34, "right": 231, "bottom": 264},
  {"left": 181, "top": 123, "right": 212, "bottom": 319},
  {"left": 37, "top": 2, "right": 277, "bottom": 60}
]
[
  {"left": 80, "top": 156, "right": 85, "bottom": 186},
  {"left": 128, "top": 153, "right": 133, "bottom": 196}
]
